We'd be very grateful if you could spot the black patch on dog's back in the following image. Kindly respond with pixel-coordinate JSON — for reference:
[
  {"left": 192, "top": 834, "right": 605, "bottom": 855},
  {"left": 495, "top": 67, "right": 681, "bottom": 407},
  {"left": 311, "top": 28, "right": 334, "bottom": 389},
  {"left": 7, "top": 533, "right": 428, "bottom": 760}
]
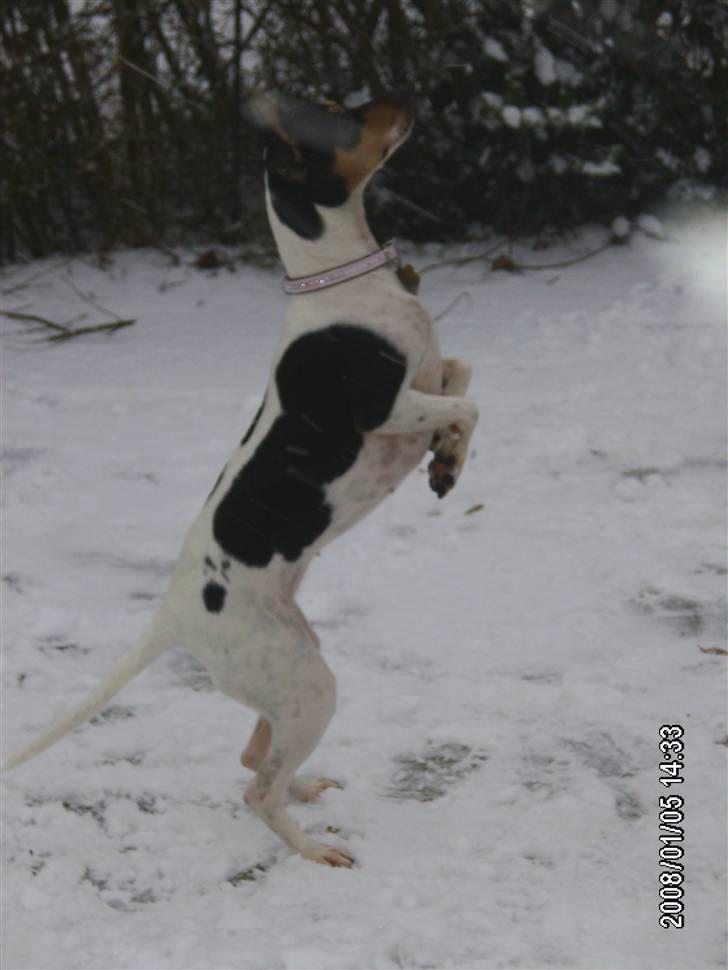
[
  {"left": 241, "top": 395, "right": 266, "bottom": 446},
  {"left": 213, "top": 324, "right": 406, "bottom": 567},
  {"left": 206, "top": 464, "right": 227, "bottom": 502},
  {"left": 207, "top": 398, "right": 265, "bottom": 503},
  {"left": 202, "top": 580, "right": 226, "bottom": 613}
]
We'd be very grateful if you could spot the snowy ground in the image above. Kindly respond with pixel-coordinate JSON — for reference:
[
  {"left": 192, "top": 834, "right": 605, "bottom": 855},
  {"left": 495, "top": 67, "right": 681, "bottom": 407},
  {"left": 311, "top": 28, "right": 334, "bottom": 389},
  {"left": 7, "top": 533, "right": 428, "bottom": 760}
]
[{"left": 1, "top": 209, "right": 726, "bottom": 970}]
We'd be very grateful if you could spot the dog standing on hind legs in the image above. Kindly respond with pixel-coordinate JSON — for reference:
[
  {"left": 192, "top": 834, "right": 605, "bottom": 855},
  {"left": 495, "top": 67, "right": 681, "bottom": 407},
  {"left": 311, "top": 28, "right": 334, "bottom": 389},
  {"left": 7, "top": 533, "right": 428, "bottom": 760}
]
[{"left": 3, "top": 91, "right": 478, "bottom": 868}]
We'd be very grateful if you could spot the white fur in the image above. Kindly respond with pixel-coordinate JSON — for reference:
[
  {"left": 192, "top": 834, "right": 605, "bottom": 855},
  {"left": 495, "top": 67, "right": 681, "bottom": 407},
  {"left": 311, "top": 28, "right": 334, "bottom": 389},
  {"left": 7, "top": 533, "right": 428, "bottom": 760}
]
[{"left": 4, "top": 134, "right": 477, "bottom": 868}]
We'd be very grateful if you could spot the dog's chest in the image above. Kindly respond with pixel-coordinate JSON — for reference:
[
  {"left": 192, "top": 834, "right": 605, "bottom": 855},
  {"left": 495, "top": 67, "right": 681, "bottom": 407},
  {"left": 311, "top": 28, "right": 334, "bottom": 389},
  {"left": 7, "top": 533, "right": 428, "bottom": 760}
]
[
  {"left": 323, "top": 425, "right": 431, "bottom": 537},
  {"left": 208, "top": 299, "right": 440, "bottom": 571}
]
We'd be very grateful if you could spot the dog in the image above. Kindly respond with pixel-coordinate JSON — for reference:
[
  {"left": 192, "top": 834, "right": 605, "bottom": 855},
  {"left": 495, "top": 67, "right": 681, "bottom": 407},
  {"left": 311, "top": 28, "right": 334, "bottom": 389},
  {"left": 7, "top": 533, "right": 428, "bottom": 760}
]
[{"left": 4, "top": 91, "right": 478, "bottom": 867}]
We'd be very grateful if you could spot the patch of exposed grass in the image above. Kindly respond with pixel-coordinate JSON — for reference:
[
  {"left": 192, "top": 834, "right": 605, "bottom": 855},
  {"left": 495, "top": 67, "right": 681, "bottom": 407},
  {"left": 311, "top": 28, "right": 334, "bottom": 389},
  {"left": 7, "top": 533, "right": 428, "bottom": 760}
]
[{"left": 387, "top": 741, "right": 488, "bottom": 802}]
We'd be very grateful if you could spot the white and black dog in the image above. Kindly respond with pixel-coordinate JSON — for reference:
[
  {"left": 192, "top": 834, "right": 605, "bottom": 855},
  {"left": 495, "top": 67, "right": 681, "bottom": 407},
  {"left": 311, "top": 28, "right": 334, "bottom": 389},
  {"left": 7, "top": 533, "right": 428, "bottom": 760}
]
[{"left": 4, "top": 92, "right": 478, "bottom": 867}]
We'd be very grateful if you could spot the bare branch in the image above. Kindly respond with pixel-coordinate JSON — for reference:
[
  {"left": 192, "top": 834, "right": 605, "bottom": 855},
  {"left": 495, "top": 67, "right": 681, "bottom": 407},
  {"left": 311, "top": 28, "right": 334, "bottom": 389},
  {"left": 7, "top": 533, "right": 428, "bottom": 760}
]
[{"left": 1, "top": 309, "right": 71, "bottom": 333}]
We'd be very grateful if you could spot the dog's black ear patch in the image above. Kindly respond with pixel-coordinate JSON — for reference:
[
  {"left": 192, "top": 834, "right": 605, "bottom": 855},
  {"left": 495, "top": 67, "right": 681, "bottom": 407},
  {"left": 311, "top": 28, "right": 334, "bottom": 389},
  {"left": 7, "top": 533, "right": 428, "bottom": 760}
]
[
  {"left": 268, "top": 170, "right": 325, "bottom": 240},
  {"left": 212, "top": 325, "right": 406, "bottom": 568},
  {"left": 265, "top": 103, "right": 356, "bottom": 240},
  {"left": 268, "top": 159, "right": 349, "bottom": 240},
  {"left": 202, "top": 581, "right": 226, "bottom": 613}
]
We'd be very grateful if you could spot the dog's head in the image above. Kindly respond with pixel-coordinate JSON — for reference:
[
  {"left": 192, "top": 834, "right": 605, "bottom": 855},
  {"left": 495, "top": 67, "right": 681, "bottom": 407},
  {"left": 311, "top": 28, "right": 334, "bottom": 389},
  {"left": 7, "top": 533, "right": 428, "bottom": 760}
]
[{"left": 245, "top": 91, "right": 413, "bottom": 239}]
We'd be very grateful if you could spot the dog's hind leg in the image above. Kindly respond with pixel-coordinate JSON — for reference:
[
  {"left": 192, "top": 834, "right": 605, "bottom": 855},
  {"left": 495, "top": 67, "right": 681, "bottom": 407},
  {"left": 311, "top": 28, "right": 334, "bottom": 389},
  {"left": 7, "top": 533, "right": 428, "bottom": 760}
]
[
  {"left": 240, "top": 716, "right": 271, "bottom": 770},
  {"left": 241, "top": 715, "right": 341, "bottom": 803},
  {"left": 239, "top": 655, "right": 353, "bottom": 867}
]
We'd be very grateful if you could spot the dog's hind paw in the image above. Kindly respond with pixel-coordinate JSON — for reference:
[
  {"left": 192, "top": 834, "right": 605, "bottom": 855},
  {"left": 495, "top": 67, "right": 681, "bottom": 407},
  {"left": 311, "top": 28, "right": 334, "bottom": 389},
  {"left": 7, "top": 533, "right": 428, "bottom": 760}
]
[
  {"left": 302, "top": 842, "right": 355, "bottom": 868},
  {"left": 289, "top": 776, "right": 343, "bottom": 803}
]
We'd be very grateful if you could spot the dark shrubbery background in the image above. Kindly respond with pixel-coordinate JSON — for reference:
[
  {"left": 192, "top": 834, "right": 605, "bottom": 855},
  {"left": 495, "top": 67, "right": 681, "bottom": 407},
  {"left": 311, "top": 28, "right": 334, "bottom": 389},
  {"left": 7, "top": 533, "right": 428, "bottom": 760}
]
[{"left": 2, "top": 0, "right": 726, "bottom": 262}]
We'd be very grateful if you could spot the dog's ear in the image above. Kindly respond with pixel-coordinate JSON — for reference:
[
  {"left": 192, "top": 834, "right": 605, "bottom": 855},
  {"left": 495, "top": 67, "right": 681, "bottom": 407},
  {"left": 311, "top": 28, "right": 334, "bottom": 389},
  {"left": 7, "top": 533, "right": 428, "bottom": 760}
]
[
  {"left": 262, "top": 132, "right": 307, "bottom": 183},
  {"left": 244, "top": 91, "right": 306, "bottom": 181}
]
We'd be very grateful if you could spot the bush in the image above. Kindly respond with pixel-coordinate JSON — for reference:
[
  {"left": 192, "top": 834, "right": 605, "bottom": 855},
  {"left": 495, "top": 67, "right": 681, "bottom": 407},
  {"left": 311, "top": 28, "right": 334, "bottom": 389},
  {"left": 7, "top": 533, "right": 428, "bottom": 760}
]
[
  {"left": 257, "top": 0, "right": 728, "bottom": 239},
  {"left": 2, "top": 0, "right": 726, "bottom": 261}
]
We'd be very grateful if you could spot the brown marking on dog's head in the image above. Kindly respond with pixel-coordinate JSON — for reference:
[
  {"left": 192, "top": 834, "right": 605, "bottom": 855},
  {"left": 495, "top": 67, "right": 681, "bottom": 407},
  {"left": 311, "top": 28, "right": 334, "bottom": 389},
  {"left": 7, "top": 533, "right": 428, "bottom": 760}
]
[
  {"left": 244, "top": 90, "right": 413, "bottom": 238},
  {"left": 246, "top": 91, "right": 413, "bottom": 187},
  {"left": 320, "top": 98, "right": 347, "bottom": 114},
  {"left": 334, "top": 96, "right": 414, "bottom": 190}
]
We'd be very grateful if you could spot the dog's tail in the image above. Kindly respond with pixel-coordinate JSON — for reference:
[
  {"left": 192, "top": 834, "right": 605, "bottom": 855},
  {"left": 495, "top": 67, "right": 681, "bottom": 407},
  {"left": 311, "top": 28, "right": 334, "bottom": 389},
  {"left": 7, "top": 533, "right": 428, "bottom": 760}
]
[{"left": 3, "top": 618, "right": 174, "bottom": 773}]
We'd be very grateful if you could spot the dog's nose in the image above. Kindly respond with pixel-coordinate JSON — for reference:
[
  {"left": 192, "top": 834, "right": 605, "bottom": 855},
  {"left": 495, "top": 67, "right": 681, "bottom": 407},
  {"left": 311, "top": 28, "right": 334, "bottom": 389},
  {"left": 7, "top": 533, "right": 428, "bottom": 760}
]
[
  {"left": 357, "top": 92, "right": 415, "bottom": 141},
  {"left": 371, "top": 91, "right": 415, "bottom": 126}
]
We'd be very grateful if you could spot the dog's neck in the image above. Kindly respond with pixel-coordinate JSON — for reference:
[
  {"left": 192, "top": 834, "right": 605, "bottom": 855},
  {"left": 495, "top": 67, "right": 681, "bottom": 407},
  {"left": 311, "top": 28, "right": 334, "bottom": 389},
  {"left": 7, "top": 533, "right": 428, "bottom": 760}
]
[{"left": 265, "top": 182, "right": 380, "bottom": 280}]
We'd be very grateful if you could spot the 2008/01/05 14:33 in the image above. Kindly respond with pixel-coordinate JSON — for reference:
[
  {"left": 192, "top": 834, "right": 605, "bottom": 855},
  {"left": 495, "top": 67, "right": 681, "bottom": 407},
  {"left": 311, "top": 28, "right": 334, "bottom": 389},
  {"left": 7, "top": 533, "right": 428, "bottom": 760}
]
[{"left": 658, "top": 724, "right": 685, "bottom": 929}]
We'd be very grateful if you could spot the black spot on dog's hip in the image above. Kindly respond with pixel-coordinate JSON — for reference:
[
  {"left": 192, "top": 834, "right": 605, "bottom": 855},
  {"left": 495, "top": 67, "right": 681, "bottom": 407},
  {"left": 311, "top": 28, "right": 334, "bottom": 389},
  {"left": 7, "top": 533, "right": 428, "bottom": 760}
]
[
  {"left": 212, "top": 324, "right": 406, "bottom": 568},
  {"left": 202, "top": 581, "right": 226, "bottom": 613}
]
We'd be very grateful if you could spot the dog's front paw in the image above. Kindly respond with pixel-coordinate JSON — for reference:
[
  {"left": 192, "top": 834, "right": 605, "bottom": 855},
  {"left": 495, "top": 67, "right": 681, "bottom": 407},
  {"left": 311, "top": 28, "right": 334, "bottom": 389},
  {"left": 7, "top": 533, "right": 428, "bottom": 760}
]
[
  {"left": 429, "top": 423, "right": 466, "bottom": 498},
  {"left": 428, "top": 452, "right": 457, "bottom": 498}
]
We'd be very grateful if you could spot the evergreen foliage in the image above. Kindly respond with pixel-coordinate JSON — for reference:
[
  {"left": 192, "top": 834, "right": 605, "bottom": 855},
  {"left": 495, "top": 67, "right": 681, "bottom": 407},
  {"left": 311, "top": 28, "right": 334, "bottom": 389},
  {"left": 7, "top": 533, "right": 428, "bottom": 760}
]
[{"left": 1, "top": 0, "right": 725, "bottom": 261}]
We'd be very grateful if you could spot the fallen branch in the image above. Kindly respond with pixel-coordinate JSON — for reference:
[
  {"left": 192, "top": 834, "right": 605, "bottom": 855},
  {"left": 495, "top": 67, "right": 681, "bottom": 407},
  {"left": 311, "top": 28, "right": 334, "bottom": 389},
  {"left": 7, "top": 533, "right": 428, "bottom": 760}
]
[
  {"left": 1, "top": 309, "right": 70, "bottom": 333},
  {"left": 419, "top": 238, "right": 508, "bottom": 275},
  {"left": 419, "top": 236, "right": 613, "bottom": 276},
  {"left": 1, "top": 260, "right": 69, "bottom": 296},
  {"left": 1, "top": 309, "right": 136, "bottom": 342},
  {"left": 512, "top": 239, "right": 613, "bottom": 271},
  {"left": 61, "top": 274, "right": 124, "bottom": 319},
  {"left": 47, "top": 319, "right": 136, "bottom": 342},
  {"left": 464, "top": 503, "right": 484, "bottom": 515},
  {"left": 433, "top": 291, "right": 471, "bottom": 322}
]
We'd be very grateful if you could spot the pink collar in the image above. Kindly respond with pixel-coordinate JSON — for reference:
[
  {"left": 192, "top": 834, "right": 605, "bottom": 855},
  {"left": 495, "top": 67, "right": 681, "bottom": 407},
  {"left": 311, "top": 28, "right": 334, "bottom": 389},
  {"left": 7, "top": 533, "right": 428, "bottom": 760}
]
[{"left": 282, "top": 240, "right": 401, "bottom": 295}]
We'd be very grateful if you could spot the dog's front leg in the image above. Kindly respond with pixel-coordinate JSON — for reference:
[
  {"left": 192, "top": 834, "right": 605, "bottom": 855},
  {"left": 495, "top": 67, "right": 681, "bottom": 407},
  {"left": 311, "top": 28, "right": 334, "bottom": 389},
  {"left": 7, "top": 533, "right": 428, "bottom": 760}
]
[
  {"left": 440, "top": 357, "right": 472, "bottom": 397},
  {"left": 373, "top": 386, "right": 478, "bottom": 497},
  {"left": 429, "top": 357, "right": 474, "bottom": 491}
]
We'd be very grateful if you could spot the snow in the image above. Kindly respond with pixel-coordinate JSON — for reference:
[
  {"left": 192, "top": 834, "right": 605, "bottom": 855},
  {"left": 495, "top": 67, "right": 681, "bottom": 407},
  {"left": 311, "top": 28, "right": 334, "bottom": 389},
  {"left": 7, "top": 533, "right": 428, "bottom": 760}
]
[
  {"left": 694, "top": 148, "right": 712, "bottom": 174},
  {"left": 580, "top": 159, "right": 620, "bottom": 177},
  {"left": 656, "top": 11, "right": 673, "bottom": 36},
  {"left": 502, "top": 106, "right": 522, "bottom": 129},
  {"left": 567, "top": 105, "right": 601, "bottom": 128},
  {"left": 611, "top": 216, "right": 631, "bottom": 240},
  {"left": 483, "top": 37, "right": 508, "bottom": 63},
  {"left": 522, "top": 106, "right": 546, "bottom": 128},
  {"left": 1, "top": 210, "right": 727, "bottom": 970},
  {"left": 534, "top": 45, "right": 557, "bottom": 85},
  {"left": 636, "top": 215, "right": 667, "bottom": 240}
]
